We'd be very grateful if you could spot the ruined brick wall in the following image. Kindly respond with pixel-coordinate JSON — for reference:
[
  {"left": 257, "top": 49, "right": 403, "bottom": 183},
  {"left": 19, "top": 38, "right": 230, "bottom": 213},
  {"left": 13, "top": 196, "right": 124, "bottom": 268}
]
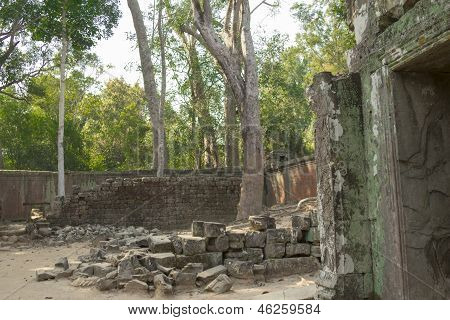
[
  {"left": 54, "top": 176, "right": 241, "bottom": 231},
  {"left": 264, "top": 157, "right": 317, "bottom": 206}
]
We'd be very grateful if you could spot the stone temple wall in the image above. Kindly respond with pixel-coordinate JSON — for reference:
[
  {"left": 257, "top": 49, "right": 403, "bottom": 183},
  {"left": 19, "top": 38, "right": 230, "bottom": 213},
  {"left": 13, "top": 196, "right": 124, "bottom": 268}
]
[
  {"left": 53, "top": 176, "right": 241, "bottom": 231},
  {"left": 311, "top": 0, "right": 449, "bottom": 299}
]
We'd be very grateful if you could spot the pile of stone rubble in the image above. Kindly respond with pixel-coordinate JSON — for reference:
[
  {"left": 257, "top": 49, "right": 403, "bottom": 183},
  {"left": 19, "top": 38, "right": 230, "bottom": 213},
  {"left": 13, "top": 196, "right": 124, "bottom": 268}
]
[{"left": 36, "top": 211, "right": 321, "bottom": 297}]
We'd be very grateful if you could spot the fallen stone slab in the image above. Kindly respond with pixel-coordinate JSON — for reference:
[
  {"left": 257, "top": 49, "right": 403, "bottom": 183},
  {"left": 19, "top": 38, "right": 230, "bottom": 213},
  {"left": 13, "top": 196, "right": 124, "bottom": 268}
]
[
  {"left": 146, "top": 252, "right": 177, "bottom": 269},
  {"left": 285, "top": 243, "right": 311, "bottom": 257},
  {"left": 264, "top": 242, "right": 286, "bottom": 259},
  {"left": 124, "top": 279, "right": 149, "bottom": 293},
  {"left": 181, "top": 236, "right": 206, "bottom": 256},
  {"left": 203, "top": 222, "right": 226, "bottom": 238},
  {"left": 96, "top": 278, "right": 117, "bottom": 291},
  {"left": 55, "top": 268, "right": 75, "bottom": 280},
  {"left": 176, "top": 252, "right": 222, "bottom": 270},
  {"left": 206, "top": 235, "right": 229, "bottom": 252},
  {"left": 55, "top": 257, "right": 69, "bottom": 270},
  {"left": 196, "top": 265, "right": 227, "bottom": 286},
  {"left": 292, "top": 215, "right": 311, "bottom": 231},
  {"left": 249, "top": 216, "right": 276, "bottom": 231},
  {"left": 92, "top": 262, "right": 115, "bottom": 277},
  {"left": 245, "top": 231, "right": 266, "bottom": 248},
  {"left": 263, "top": 257, "right": 320, "bottom": 279},
  {"left": 181, "top": 263, "right": 203, "bottom": 274},
  {"left": 36, "top": 270, "right": 55, "bottom": 281},
  {"left": 206, "top": 274, "right": 233, "bottom": 294},
  {"left": 225, "top": 260, "right": 254, "bottom": 279},
  {"left": 148, "top": 235, "right": 174, "bottom": 253},
  {"left": 266, "top": 229, "right": 291, "bottom": 244}
]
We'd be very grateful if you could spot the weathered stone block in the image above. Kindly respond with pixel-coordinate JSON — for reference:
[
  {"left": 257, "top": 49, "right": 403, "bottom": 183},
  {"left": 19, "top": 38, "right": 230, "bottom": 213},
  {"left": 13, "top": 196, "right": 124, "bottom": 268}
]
[
  {"left": 192, "top": 221, "right": 205, "bottom": 237},
  {"left": 181, "top": 262, "right": 204, "bottom": 274},
  {"left": 253, "top": 264, "right": 266, "bottom": 282},
  {"left": 154, "top": 274, "right": 173, "bottom": 296},
  {"left": 245, "top": 231, "right": 266, "bottom": 248},
  {"left": 310, "top": 210, "right": 319, "bottom": 227},
  {"left": 264, "top": 243, "right": 285, "bottom": 259},
  {"left": 225, "top": 260, "right": 254, "bottom": 279},
  {"left": 291, "top": 229, "right": 303, "bottom": 243},
  {"left": 196, "top": 265, "right": 227, "bottom": 286},
  {"left": 285, "top": 243, "right": 311, "bottom": 257},
  {"left": 148, "top": 235, "right": 173, "bottom": 253},
  {"left": 203, "top": 222, "right": 226, "bottom": 237},
  {"left": 266, "top": 228, "right": 290, "bottom": 244},
  {"left": 176, "top": 252, "right": 222, "bottom": 270},
  {"left": 181, "top": 236, "right": 206, "bottom": 256},
  {"left": 124, "top": 279, "right": 148, "bottom": 293},
  {"left": 224, "top": 250, "right": 249, "bottom": 261},
  {"left": 304, "top": 227, "right": 320, "bottom": 244},
  {"left": 227, "top": 231, "right": 245, "bottom": 249},
  {"left": 247, "top": 248, "right": 264, "bottom": 264},
  {"left": 249, "top": 216, "right": 275, "bottom": 231},
  {"left": 263, "top": 257, "right": 320, "bottom": 279},
  {"left": 205, "top": 274, "right": 233, "bottom": 293},
  {"left": 206, "top": 235, "right": 229, "bottom": 252},
  {"left": 146, "top": 253, "right": 176, "bottom": 268},
  {"left": 172, "top": 271, "right": 196, "bottom": 288},
  {"left": 311, "top": 245, "right": 321, "bottom": 258},
  {"left": 292, "top": 215, "right": 311, "bottom": 230}
]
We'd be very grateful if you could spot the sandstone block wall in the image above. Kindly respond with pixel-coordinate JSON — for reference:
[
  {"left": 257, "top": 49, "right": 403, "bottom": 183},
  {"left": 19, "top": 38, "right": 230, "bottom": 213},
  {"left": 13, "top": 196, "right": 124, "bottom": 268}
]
[{"left": 54, "top": 176, "right": 241, "bottom": 230}]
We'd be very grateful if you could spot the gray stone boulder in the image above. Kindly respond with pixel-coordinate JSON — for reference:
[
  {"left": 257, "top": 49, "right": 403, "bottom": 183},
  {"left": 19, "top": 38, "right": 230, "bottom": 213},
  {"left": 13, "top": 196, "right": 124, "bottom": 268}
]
[
  {"left": 148, "top": 236, "right": 174, "bottom": 253},
  {"left": 285, "top": 243, "right": 311, "bottom": 257},
  {"left": 203, "top": 222, "right": 226, "bottom": 237},
  {"left": 249, "top": 216, "right": 275, "bottom": 231},
  {"left": 206, "top": 235, "right": 229, "bottom": 252},
  {"left": 36, "top": 270, "right": 55, "bottom": 281},
  {"left": 245, "top": 231, "right": 266, "bottom": 248},
  {"left": 124, "top": 279, "right": 149, "bottom": 293},
  {"left": 264, "top": 243, "right": 286, "bottom": 259},
  {"left": 225, "top": 260, "right": 254, "bottom": 279},
  {"left": 97, "top": 278, "right": 117, "bottom": 291},
  {"left": 205, "top": 274, "right": 233, "bottom": 294},
  {"left": 55, "top": 257, "right": 69, "bottom": 270},
  {"left": 181, "top": 236, "right": 206, "bottom": 256},
  {"left": 196, "top": 265, "right": 227, "bottom": 286}
]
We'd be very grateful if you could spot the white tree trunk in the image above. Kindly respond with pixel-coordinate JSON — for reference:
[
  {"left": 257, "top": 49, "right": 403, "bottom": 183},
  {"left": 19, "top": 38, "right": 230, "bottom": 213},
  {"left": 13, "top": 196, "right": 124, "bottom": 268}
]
[
  {"left": 128, "top": 0, "right": 166, "bottom": 176},
  {"left": 57, "top": 6, "right": 68, "bottom": 198}
]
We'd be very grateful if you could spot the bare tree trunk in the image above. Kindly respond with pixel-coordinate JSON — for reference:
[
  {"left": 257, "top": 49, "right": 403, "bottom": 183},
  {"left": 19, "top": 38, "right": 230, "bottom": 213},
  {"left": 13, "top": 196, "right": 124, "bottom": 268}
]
[
  {"left": 0, "top": 143, "right": 3, "bottom": 169},
  {"left": 191, "top": 0, "right": 264, "bottom": 219},
  {"left": 225, "top": 83, "right": 240, "bottom": 168},
  {"left": 157, "top": 0, "right": 167, "bottom": 175},
  {"left": 128, "top": 0, "right": 166, "bottom": 176},
  {"left": 57, "top": 4, "right": 68, "bottom": 198}
]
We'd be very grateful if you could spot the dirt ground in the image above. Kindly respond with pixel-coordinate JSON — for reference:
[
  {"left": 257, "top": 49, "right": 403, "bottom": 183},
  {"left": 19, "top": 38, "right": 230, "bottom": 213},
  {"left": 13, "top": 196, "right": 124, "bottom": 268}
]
[{"left": 0, "top": 241, "right": 318, "bottom": 300}]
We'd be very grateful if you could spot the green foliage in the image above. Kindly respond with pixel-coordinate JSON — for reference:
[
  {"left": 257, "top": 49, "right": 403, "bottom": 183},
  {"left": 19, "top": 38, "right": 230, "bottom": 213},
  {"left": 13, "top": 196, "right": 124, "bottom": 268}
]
[
  {"left": 292, "top": 0, "right": 355, "bottom": 83},
  {"left": 257, "top": 33, "right": 314, "bottom": 157}
]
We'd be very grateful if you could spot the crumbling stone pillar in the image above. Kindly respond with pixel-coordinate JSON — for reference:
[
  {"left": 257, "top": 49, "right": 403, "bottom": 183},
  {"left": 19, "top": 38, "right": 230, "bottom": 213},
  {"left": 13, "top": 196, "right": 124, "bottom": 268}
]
[{"left": 309, "top": 72, "right": 373, "bottom": 299}]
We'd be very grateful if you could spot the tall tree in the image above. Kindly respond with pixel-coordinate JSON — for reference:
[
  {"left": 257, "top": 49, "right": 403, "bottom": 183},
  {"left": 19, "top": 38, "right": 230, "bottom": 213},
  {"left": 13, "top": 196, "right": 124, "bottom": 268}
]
[
  {"left": 31, "top": 0, "right": 120, "bottom": 197},
  {"left": 128, "top": 0, "right": 166, "bottom": 177},
  {"left": 190, "top": 0, "right": 264, "bottom": 219}
]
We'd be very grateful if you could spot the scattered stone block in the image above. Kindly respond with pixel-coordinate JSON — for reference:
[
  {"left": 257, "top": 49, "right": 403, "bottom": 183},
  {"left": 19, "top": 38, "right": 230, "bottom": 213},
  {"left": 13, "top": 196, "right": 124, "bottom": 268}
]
[
  {"left": 266, "top": 229, "right": 290, "bottom": 244},
  {"left": 311, "top": 245, "right": 321, "bottom": 258},
  {"left": 224, "top": 250, "right": 248, "bottom": 261},
  {"left": 146, "top": 253, "right": 177, "bottom": 269},
  {"left": 124, "top": 279, "right": 149, "bottom": 293},
  {"left": 97, "top": 278, "right": 117, "bottom": 291},
  {"left": 192, "top": 221, "right": 205, "bottom": 237},
  {"left": 55, "top": 257, "right": 69, "bottom": 270},
  {"left": 249, "top": 216, "right": 276, "bottom": 231},
  {"left": 181, "top": 236, "right": 206, "bottom": 256},
  {"left": 227, "top": 231, "right": 245, "bottom": 249},
  {"left": 154, "top": 274, "right": 173, "bottom": 296},
  {"left": 205, "top": 274, "right": 233, "bottom": 294},
  {"left": 304, "top": 227, "right": 320, "bottom": 244},
  {"left": 225, "top": 260, "right": 254, "bottom": 279},
  {"left": 181, "top": 263, "right": 203, "bottom": 274},
  {"left": 206, "top": 235, "right": 229, "bottom": 252},
  {"left": 36, "top": 270, "right": 55, "bottom": 281},
  {"left": 264, "top": 243, "right": 286, "bottom": 259},
  {"left": 203, "top": 222, "right": 226, "bottom": 237},
  {"left": 176, "top": 252, "right": 222, "bottom": 270},
  {"left": 253, "top": 264, "right": 266, "bottom": 282},
  {"left": 263, "top": 257, "right": 320, "bottom": 279},
  {"left": 172, "top": 271, "right": 196, "bottom": 288},
  {"left": 55, "top": 268, "right": 75, "bottom": 279},
  {"left": 247, "top": 248, "right": 264, "bottom": 264},
  {"left": 128, "top": 236, "right": 149, "bottom": 248},
  {"left": 245, "top": 231, "right": 266, "bottom": 248},
  {"left": 285, "top": 243, "right": 311, "bottom": 257},
  {"left": 196, "top": 265, "right": 227, "bottom": 286},
  {"left": 169, "top": 235, "right": 183, "bottom": 254},
  {"left": 148, "top": 236, "right": 173, "bottom": 253},
  {"left": 92, "top": 262, "right": 115, "bottom": 277},
  {"left": 291, "top": 215, "right": 311, "bottom": 230}
]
